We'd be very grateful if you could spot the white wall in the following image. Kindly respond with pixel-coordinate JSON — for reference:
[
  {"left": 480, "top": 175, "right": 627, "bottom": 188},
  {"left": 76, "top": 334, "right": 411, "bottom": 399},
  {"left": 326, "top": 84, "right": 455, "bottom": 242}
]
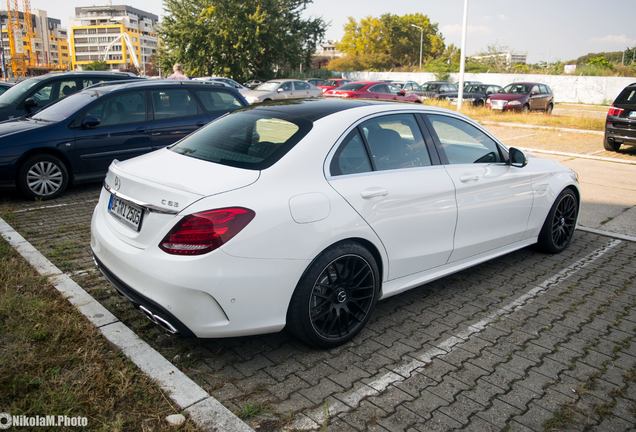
[{"left": 342, "top": 71, "right": 636, "bottom": 105}]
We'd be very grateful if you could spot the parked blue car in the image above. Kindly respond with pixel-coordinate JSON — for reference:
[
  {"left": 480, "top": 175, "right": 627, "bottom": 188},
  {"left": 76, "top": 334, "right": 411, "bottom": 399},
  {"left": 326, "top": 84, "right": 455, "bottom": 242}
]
[{"left": 0, "top": 80, "right": 248, "bottom": 199}]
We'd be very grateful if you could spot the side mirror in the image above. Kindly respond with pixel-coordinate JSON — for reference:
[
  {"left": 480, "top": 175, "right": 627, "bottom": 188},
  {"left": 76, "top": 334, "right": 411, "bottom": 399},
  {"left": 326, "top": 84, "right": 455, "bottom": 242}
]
[
  {"left": 277, "top": 87, "right": 284, "bottom": 93},
  {"left": 23, "top": 97, "right": 38, "bottom": 112},
  {"left": 508, "top": 147, "right": 527, "bottom": 168},
  {"left": 81, "top": 115, "right": 101, "bottom": 129},
  {"left": 398, "top": 90, "right": 406, "bottom": 96}
]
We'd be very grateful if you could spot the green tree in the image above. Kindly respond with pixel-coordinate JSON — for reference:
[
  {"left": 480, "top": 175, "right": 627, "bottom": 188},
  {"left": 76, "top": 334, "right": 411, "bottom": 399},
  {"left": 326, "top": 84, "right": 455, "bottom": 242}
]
[
  {"left": 159, "top": 0, "right": 325, "bottom": 81},
  {"left": 331, "top": 13, "right": 445, "bottom": 71},
  {"left": 82, "top": 61, "right": 109, "bottom": 71}
]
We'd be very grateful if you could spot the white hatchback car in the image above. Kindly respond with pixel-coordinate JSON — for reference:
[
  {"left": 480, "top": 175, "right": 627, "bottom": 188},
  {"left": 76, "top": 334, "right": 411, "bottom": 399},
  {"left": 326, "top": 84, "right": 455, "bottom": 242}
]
[{"left": 91, "top": 99, "right": 580, "bottom": 348}]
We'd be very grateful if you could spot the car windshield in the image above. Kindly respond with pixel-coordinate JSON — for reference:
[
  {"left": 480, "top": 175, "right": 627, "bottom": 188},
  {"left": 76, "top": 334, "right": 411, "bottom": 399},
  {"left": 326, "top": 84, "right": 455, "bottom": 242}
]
[
  {"left": 170, "top": 110, "right": 313, "bottom": 170},
  {"left": 502, "top": 84, "right": 532, "bottom": 94},
  {"left": 0, "top": 76, "right": 44, "bottom": 105},
  {"left": 255, "top": 82, "right": 281, "bottom": 91},
  {"left": 31, "top": 90, "right": 102, "bottom": 122},
  {"left": 338, "top": 83, "right": 365, "bottom": 91}
]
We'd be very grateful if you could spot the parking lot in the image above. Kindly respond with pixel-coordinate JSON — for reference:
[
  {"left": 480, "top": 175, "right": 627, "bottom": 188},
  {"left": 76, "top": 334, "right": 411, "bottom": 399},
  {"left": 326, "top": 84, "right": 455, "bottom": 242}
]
[{"left": 1, "top": 125, "right": 635, "bottom": 432}]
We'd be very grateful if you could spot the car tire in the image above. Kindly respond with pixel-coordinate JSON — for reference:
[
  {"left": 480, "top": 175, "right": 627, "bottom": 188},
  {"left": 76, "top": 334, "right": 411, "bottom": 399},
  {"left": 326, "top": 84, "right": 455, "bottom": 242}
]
[
  {"left": 18, "top": 154, "right": 69, "bottom": 200},
  {"left": 287, "top": 241, "right": 380, "bottom": 348},
  {"left": 537, "top": 188, "right": 578, "bottom": 254},
  {"left": 546, "top": 103, "right": 553, "bottom": 115},
  {"left": 522, "top": 104, "right": 530, "bottom": 113},
  {"left": 603, "top": 137, "right": 621, "bottom": 152}
]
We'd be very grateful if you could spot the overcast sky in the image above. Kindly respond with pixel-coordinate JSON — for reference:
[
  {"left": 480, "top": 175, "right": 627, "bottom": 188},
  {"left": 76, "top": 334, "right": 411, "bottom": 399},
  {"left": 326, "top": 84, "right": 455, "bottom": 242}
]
[{"left": 30, "top": 0, "right": 636, "bottom": 63}]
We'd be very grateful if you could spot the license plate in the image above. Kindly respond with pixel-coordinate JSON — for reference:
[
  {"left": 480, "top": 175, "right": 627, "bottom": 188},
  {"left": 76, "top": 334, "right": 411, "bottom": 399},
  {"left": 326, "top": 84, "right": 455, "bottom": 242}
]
[
  {"left": 108, "top": 194, "right": 144, "bottom": 231},
  {"left": 491, "top": 100, "right": 505, "bottom": 110}
]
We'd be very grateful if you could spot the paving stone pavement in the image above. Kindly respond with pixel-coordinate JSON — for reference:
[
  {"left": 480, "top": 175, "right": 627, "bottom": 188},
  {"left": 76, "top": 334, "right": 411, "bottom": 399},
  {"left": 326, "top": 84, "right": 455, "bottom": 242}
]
[{"left": 1, "top": 185, "right": 635, "bottom": 432}]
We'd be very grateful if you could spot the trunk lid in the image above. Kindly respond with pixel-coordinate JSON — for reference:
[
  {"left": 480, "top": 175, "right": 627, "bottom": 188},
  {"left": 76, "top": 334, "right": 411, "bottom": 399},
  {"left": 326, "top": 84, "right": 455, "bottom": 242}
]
[{"left": 101, "top": 148, "right": 260, "bottom": 249}]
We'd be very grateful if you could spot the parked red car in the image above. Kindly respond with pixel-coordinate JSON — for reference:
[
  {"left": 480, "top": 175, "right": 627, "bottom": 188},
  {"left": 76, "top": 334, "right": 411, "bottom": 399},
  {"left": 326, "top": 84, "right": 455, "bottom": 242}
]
[
  {"left": 323, "top": 81, "right": 421, "bottom": 103},
  {"left": 486, "top": 82, "right": 554, "bottom": 113},
  {"left": 317, "top": 78, "right": 350, "bottom": 93}
]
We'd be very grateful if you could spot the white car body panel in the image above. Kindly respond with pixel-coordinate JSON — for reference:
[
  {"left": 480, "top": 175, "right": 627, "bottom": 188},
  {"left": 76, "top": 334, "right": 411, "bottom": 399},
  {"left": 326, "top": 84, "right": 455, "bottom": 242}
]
[{"left": 91, "top": 102, "right": 579, "bottom": 338}]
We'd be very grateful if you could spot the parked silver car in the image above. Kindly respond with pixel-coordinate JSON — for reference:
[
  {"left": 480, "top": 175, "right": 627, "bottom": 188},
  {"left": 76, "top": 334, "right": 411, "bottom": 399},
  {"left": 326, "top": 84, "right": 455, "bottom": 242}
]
[{"left": 243, "top": 79, "right": 322, "bottom": 104}]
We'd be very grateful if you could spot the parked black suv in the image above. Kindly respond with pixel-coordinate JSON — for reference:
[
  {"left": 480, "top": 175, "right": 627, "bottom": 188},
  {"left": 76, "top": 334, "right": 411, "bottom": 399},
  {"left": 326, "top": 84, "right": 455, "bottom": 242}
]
[
  {"left": 605, "top": 83, "right": 636, "bottom": 151},
  {"left": 0, "top": 71, "right": 141, "bottom": 121}
]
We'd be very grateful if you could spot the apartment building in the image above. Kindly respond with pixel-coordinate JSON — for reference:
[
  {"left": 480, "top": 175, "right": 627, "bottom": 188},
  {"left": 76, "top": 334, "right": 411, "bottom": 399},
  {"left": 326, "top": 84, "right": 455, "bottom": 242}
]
[
  {"left": 70, "top": 5, "right": 158, "bottom": 73},
  {"left": 0, "top": 9, "right": 70, "bottom": 69}
]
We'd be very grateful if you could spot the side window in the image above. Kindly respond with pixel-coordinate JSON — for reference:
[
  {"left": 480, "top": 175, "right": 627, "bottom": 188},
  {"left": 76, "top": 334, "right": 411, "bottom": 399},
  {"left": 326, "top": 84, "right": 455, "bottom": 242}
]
[
  {"left": 280, "top": 81, "right": 293, "bottom": 91},
  {"left": 32, "top": 79, "right": 78, "bottom": 105},
  {"left": 369, "top": 84, "right": 390, "bottom": 93},
  {"left": 428, "top": 114, "right": 503, "bottom": 164},
  {"left": 58, "top": 80, "right": 79, "bottom": 98},
  {"left": 540, "top": 85, "right": 549, "bottom": 94},
  {"left": 360, "top": 114, "right": 431, "bottom": 171},
  {"left": 531, "top": 85, "right": 540, "bottom": 95},
  {"left": 330, "top": 129, "right": 372, "bottom": 176},
  {"left": 151, "top": 89, "right": 198, "bottom": 119},
  {"left": 294, "top": 81, "right": 310, "bottom": 90},
  {"left": 195, "top": 90, "right": 243, "bottom": 113},
  {"left": 84, "top": 91, "right": 146, "bottom": 127}
]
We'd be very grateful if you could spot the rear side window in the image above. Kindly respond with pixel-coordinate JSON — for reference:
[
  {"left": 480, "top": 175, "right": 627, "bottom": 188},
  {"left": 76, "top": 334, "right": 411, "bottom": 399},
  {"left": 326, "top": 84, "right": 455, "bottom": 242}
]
[
  {"left": 294, "top": 81, "right": 310, "bottom": 90},
  {"left": 616, "top": 87, "right": 636, "bottom": 105},
  {"left": 330, "top": 129, "right": 372, "bottom": 176},
  {"left": 151, "top": 89, "right": 198, "bottom": 119},
  {"left": 195, "top": 90, "right": 243, "bottom": 113},
  {"left": 170, "top": 111, "right": 312, "bottom": 170},
  {"left": 360, "top": 114, "right": 431, "bottom": 171}
]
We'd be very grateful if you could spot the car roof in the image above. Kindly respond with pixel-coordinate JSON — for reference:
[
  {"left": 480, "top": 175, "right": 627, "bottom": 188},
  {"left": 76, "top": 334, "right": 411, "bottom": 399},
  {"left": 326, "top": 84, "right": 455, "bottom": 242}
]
[
  {"left": 244, "top": 98, "right": 389, "bottom": 121},
  {"left": 82, "top": 79, "right": 243, "bottom": 94}
]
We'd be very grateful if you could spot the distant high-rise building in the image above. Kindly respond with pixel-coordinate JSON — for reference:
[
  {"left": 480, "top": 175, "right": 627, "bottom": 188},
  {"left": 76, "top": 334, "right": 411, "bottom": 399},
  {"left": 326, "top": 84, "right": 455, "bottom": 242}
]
[
  {"left": 0, "top": 9, "right": 70, "bottom": 70},
  {"left": 70, "top": 5, "right": 158, "bottom": 73}
]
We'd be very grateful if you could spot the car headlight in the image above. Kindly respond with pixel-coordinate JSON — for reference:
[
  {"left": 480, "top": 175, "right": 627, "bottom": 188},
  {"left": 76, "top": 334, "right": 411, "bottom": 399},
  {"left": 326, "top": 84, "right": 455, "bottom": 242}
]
[
  {"left": 486, "top": 98, "right": 491, "bottom": 104},
  {"left": 508, "top": 100, "right": 521, "bottom": 106}
]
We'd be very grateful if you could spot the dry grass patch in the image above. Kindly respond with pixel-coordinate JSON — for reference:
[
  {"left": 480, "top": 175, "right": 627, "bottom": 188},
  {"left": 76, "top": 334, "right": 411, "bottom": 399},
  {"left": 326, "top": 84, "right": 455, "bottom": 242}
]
[
  {"left": 0, "top": 237, "right": 199, "bottom": 431},
  {"left": 424, "top": 100, "right": 605, "bottom": 131}
]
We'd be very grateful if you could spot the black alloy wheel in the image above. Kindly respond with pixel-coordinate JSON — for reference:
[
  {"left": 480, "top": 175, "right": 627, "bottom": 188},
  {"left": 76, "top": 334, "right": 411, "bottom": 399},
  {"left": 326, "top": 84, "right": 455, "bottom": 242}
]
[
  {"left": 550, "top": 192, "right": 577, "bottom": 249},
  {"left": 309, "top": 254, "right": 375, "bottom": 340},
  {"left": 287, "top": 242, "right": 380, "bottom": 348},
  {"left": 537, "top": 188, "right": 579, "bottom": 253}
]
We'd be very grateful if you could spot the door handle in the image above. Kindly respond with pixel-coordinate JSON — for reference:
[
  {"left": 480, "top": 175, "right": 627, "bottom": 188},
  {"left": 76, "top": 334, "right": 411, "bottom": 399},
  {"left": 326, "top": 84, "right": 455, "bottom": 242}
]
[
  {"left": 360, "top": 188, "right": 388, "bottom": 199},
  {"left": 459, "top": 175, "right": 480, "bottom": 183}
]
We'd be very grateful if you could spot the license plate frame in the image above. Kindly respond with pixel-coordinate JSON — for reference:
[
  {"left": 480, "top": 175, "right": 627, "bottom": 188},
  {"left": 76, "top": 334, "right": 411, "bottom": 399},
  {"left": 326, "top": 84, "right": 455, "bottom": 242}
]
[{"left": 108, "top": 193, "right": 144, "bottom": 231}]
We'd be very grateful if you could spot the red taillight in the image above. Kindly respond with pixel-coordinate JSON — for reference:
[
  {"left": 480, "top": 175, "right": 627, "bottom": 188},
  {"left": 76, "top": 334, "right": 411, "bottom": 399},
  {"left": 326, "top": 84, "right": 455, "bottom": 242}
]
[
  {"left": 608, "top": 106, "right": 624, "bottom": 117},
  {"left": 159, "top": 207, "right": 255, "bottom": 255}
]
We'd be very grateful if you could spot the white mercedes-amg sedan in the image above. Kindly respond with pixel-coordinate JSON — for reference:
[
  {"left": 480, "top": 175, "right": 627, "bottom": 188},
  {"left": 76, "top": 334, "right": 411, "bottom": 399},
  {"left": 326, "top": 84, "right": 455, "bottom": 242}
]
[{"left": 91, "top": 99, "right": 580, "bottom": 348}]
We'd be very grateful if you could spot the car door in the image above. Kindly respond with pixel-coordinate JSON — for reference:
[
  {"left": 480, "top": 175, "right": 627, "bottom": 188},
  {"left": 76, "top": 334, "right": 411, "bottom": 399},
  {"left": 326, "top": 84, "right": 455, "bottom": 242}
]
[
  {"left": 276, "top": 81, "right": 294, "bottom": 100},
  {"left": 70, "top": 89, "right": 152, "bottom": 176},
  {"left": 367, "top": 84, "right": 395, "bottom": 101},
  {"left": 528, "top": 85, "right": 543, "bottom": 110},
  {"left": 146, "top": 87, "right": 208, "bottom": 149},
  {"left": 424, "top": 113, "right": 535, "bottom": 262},
  {"left": 327, "top": 113, "right": 457, "bottom": 283},
  {"left": 539, "top": 85, "right": 551, "bottom": 109},
  {"left": 293, "top": 80, "right": 312, "bottom": 98}
]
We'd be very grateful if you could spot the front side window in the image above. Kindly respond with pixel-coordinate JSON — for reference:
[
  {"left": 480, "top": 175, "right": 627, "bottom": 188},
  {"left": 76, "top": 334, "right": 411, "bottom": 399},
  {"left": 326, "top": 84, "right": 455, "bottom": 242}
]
[
  {"left": 428, "top": 114, "right": 503, "bottom": 164},
  {"left": 330, "top": 129, "right": 372, "bottom": 176},
  {"left": 369, "top": 84, "right": 390, "bottom": 93},
  {"left": 170, "top": 110, "right": 312, "bottom": 170},
  {"left": 84, "top": 91, "right": 146, "bottom": 127},
  {"left": 360, "top": 114, "right": 431, "bottom": 171},
  {"left": 280, "top": 81, "right": 293, "bottom": 91},
  {"left": 195, "top": 89, "right": 243, "bottom": 113},
  {"left": 151, "top": 89, "right": 197, "bottom": 119}
]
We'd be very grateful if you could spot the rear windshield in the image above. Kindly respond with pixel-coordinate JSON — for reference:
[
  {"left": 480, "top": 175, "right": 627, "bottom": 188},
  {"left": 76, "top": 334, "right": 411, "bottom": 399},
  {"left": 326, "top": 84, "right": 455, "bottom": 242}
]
[
  {"left": 170, "top": 110, "right": 312, "bottom": 170},
  {"left": 338, "top": 83, "right": 365, "bottom": 91},
  {"left": 615, "top": 87, "right": 636, "bottom": 105}
]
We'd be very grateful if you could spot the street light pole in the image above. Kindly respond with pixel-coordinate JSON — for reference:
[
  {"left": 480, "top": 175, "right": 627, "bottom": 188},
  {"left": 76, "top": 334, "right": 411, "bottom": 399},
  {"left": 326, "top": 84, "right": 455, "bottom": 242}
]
[
  {"left": 457, "top": 0, "right": 469, "bottom": 111},
  {"left": 410, "top": 24, "right": 423, "bottom": 69}
]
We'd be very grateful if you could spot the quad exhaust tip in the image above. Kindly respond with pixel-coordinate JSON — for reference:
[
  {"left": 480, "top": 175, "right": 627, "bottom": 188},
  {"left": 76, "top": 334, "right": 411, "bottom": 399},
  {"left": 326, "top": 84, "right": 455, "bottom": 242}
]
[{"left": 139, "top": 305, "right": 179, "bottom": 334}]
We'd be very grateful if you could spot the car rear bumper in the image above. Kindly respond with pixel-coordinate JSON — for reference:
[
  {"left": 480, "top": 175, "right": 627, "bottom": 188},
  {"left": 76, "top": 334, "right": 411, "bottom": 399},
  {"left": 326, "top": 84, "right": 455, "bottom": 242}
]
[
  {"left": 605, "top": 124, "right": 636, "bottom": 146},
  {"left": 90, "top": 200, "right": 310, "bottom": 338}
]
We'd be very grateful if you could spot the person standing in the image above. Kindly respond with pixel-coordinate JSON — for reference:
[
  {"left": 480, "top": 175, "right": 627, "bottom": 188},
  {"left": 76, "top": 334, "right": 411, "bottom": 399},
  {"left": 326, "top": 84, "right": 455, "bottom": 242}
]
[{"left": 167, "top": 63, "right": 188, "bottom": 80}]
